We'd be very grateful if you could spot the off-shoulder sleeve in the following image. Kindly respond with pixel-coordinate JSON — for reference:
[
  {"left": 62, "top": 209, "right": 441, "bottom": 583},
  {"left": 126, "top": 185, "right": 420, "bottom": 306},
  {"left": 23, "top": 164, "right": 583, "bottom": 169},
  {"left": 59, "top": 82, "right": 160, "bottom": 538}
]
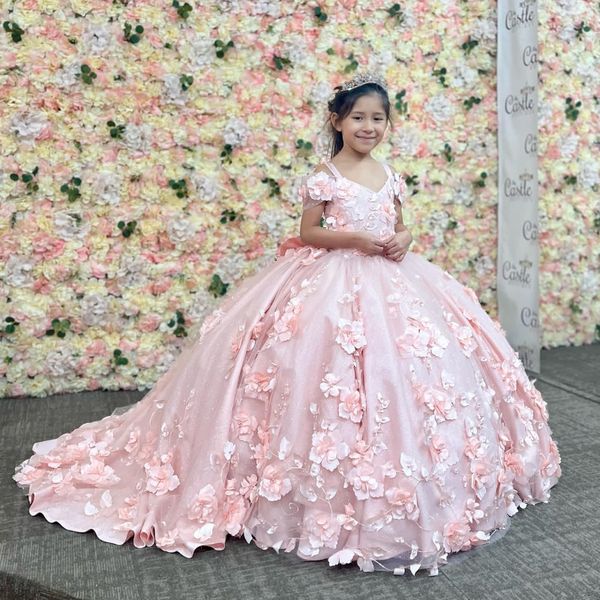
[
  {"left": 300, "top": 170, "right": 336, "bottom": 211},
  {"left": 391, "top": 171, "right": 408, "bottom": 205}
]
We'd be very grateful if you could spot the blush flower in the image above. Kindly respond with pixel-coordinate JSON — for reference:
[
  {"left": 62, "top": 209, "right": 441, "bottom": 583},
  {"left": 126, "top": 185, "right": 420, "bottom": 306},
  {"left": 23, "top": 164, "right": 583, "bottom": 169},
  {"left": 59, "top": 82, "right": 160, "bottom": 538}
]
[
  {"left": 347, "top": 460, "right": 384, "bottom": 500},
  {"left": 243, "top": 368, "right": 277, "bottom": 402},
  {"left": 385, "top": 483, "right": 420, "bottom": 521},
  {"left": 305, "top": 171, "right": 335, "bottom": 202},
  {"left": 422, "top": 387, "right": 457, "bottom": 422},
  {"left": 320, "top": 372, "right": 343, "bottom": 398},
  {"left": 258, "top": 464, "right": 292, "bottom": 501},
  {"left": 338, "top": 388, "right": 363, "bottom": 423},
  {"left": 429, "top": 434, "right": 449, "bottom": 463},
  {"left": 73, "top": 456, "right": 120, "bottom": 486},
  {"left": 452, "top": 325, "right": 478, "bottom": 357},
  {"left": 396, "top": 316, "right": 449, "bottom": 359},
  {"left": 143, "top": 451, "right": 180, "bottom": 495},
  {"left": 233, "top": 412, "right": 258, "bottom": 443},
  {"left": 309, "top": 430, "right": 350, "bottom": 471},
  {"left": 188, "top": 483, "right": 218, "bottom": 524},
  {"left": 302, "top": 511, "right": 341, "bottom": 554},
  {"left": 443, "top": 516, "right": 471, "bottom": 553},
  {"left": 336, "top": 318, "right": 367, "bottom": 354},
  {"left": 224, "top": 493, "right": 247, "bottom": 535}
]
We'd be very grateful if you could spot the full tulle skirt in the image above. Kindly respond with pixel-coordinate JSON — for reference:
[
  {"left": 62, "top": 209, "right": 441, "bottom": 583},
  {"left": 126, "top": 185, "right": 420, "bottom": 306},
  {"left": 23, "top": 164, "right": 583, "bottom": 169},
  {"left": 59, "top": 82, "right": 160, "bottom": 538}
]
[{"left": 13, "top": 242, "right": 562, "bottom": 576}]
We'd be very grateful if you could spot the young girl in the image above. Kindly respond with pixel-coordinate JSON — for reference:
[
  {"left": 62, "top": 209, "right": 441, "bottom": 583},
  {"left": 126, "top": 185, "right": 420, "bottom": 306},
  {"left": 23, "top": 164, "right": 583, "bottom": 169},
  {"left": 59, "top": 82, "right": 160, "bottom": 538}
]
[{"left": 13, "top": 72, "right": 562, "bottom": 577}]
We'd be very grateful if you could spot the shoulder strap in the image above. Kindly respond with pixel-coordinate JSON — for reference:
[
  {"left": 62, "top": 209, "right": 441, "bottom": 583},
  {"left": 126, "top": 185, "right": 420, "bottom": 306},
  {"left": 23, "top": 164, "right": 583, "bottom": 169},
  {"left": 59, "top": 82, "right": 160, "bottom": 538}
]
[
  {"left": 325, "top": 160, "right": 342, "bottom": 179},
  {"left": 382, "top": 162, "right": 393, "bottom": 178}
]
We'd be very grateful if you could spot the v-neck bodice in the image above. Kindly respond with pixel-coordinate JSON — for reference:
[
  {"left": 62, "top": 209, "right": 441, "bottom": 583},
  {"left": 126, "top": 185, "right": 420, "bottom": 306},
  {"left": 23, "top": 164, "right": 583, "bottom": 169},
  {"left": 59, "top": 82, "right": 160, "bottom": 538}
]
[
  {"left": 300, "top": 160, "right": 399, "bottom": 242},
  {"left": 325, "top": 160, "right": 392, "bottom": 196}
]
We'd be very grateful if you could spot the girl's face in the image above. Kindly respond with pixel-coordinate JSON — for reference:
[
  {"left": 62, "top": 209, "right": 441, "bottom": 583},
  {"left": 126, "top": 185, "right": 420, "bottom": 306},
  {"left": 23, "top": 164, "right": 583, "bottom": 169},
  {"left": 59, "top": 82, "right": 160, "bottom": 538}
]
[{"left": 331, "top": 93, "right": 388, "bottom": 156}]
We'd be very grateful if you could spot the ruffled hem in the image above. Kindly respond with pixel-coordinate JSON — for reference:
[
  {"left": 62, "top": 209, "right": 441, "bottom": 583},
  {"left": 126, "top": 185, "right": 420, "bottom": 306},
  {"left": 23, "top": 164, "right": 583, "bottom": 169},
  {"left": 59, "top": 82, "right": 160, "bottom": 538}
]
[{"left": 14, "top": 472, "right": 558, "bottom": 577}]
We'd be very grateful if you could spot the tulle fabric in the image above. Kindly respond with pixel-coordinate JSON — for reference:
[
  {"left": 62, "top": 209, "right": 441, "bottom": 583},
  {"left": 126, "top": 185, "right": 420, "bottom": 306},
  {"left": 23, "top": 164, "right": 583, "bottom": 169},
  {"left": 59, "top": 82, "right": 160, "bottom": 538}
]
[{"left": 13, "top": 163, "right": 562, "bottom": 577}]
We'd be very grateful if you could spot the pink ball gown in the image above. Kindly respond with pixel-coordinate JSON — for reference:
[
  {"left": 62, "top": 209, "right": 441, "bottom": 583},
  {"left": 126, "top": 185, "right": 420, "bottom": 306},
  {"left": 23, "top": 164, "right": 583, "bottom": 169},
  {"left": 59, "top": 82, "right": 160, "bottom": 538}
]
[{"left": 13, "top": 160, "right": 562, "bottom": 576}]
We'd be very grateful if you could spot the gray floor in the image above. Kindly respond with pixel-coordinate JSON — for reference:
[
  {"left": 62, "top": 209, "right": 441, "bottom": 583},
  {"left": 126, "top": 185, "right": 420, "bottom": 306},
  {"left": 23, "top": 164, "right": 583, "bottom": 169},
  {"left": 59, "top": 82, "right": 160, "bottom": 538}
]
[{"left": 1, "top": 343, "right": 599, "bottom": 600}]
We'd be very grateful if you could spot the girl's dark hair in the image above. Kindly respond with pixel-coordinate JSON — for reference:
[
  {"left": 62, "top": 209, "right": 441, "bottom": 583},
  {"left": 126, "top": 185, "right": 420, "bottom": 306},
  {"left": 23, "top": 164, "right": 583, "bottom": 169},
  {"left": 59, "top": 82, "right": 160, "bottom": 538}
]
[{"left": 325, "top": 82, "right": 393, "bottom": 158}]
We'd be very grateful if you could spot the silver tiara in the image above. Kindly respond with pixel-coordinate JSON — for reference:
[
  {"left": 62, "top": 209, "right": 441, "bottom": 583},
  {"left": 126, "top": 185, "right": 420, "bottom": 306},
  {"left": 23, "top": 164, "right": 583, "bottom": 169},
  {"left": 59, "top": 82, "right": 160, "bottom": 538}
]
[
  {"left": 327, "top": 71, "right": 388, "bottom": 105},
  {"left": 337, "top": 71, "right": 388, "bottom": 94}
]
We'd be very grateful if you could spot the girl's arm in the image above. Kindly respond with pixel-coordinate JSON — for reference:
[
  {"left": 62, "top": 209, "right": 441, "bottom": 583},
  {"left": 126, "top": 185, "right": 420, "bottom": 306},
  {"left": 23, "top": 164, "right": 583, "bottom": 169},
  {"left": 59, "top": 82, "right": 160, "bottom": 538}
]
[
  {"left": 394, "top": 198, "right": 410, "bottom": 234},
  {"left": 300, "top": 204, "right": 359, "bottom": 249},
  {"left": 299, "top": 164, "right": 359, "bottom": 250}
]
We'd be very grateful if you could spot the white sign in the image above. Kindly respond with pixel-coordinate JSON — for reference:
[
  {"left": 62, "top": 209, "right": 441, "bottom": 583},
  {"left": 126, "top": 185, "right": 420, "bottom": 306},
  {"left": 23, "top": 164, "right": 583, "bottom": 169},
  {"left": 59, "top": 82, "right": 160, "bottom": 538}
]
[{"left": 497, "top": 0, "right": 540, "bottom": 372}]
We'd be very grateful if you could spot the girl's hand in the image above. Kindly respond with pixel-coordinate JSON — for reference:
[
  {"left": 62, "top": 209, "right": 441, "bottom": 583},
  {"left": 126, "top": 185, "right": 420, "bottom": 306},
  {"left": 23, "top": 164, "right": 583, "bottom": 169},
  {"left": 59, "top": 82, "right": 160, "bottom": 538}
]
[
  {"left": 382, "top": 230, "right": 412, "bottom": 262},
  {"left": 353, "top": 232, "right": 387, "bottom": 256}
]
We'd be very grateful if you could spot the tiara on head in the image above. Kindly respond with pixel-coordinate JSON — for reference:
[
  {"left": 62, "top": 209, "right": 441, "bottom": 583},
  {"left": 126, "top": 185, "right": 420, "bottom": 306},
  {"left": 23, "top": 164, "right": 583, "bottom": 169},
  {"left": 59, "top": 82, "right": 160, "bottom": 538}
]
[
  {"left": 327, "top": 71, "right": 388, "bottom": 105},
  {"left": 336, "top": 71, "right": 388, "bottom": 94}
]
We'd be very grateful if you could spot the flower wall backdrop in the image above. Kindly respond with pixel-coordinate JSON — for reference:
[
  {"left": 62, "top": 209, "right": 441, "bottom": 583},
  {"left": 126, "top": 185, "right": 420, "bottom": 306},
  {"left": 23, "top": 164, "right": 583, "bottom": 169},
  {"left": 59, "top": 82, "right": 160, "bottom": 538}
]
[{"left": 0, "top": 0, "right": 598, "bottom": 398}]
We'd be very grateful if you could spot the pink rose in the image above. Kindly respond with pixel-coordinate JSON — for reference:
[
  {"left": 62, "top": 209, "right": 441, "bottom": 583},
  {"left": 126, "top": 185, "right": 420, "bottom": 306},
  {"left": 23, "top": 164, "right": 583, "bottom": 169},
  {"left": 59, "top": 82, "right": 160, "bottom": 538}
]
[{"left": 138, "top": 314, "right": 161, "bottom": 333}]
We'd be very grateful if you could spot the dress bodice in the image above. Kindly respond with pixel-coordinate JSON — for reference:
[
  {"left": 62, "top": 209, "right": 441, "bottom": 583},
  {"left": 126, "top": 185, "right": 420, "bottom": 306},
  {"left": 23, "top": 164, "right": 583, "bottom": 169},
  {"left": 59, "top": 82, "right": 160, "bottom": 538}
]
[{"left": 300, "top": 160, "right": 408, "bottom": 242}]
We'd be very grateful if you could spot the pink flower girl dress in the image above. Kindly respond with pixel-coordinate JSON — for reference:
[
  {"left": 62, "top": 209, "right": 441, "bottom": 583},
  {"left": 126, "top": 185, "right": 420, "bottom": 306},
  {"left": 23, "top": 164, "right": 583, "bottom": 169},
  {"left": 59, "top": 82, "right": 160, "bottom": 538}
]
[{"left": 13, "top": 160, "right": 562, "bottom": 576}]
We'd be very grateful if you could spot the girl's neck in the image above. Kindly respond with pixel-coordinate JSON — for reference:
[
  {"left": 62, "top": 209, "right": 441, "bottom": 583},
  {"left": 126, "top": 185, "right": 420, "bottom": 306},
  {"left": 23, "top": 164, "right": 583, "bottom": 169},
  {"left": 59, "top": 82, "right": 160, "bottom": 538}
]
[{"left": 333, "top": 148, "right": 376, "bottom": 165}]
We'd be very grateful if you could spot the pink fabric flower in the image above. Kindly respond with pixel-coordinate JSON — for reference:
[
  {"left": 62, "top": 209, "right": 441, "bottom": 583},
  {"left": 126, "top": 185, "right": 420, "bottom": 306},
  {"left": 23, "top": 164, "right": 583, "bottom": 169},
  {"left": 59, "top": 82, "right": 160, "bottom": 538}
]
[
  {"left": 224, "top": 494, "right": 247, "bottom": 535},
  {"left": 336, "top": 503, "right": 358, "bottom": 531},
  {"left": 14, "top": 464, "right": 45, "bottom": 486},
  {"left": 347, "top": 460, "right": 384, "bottom": 500},
  {"left": 464, "top": 498, "right": 485, "bottom": 524},
  {"left": 504, "top": 451, "right": 525, "bottom": 476},
  {"left": 320, "top": 372, "right": 343, "bottom": 398},
  {"left": 338, "top": 388, "right": 363, "bottom": 423},
  {"left": 73, "top": 457, "right": 120, "bottom": 486},
  {"left": 413, "top": 383, "right": 456, "bottom": 422},
  {"left": 302, "top": 511, "right": 341, "bottom": 554},
  {"left": 429, "top": 434, "right": 449, "bottom": 463},
  {"left": 336, "top": 318, "right": 367, "bottom": 354},
  {"left": 470, "top": 460, "right": 493, "bottom": 500},
  {"left": 156, "top": 528, "right": 180, "bottom": 550},
  {"left": 464, "top": 434, "right": 486, "bottom": 460},
  {"left": 243, "top": 368, "right": 277, "bottom": 402},
  {"left": 239, "top": 474, "right": 258, "bottom": 499},
  {"left": 271, "top": 305, "right": 301, "bottom": 342},
  {"left": 309, "top": 429, "right": 350, "bottom": 471},
  {"left": 124, "top": 429, "right": 140, "bottom": 454},
  {"left": 188, "top": 483, "right": 218, "bottom": 524},
  {"left": 452, "top": 325, "right": 478, "bottom": 357},
  {"left": 305, "top": 171, "right": 335, "bottom": 203},
  {"left": 443, "top": 517, "right": 472, "bottom": 553},
  {"left": 422, "top": 387, "right": 457, "bottom": 422},
  {"left": 233, "top": 412, "right": 258, "bottom": 443},
  {"left": 385, "top": 484, "right": 420, "bottom": 521},
  {"left": 143, "top": 451, "right": 180, "bottom": 495},
  {"left": 258, "top": 464, "right": 291, "bottom": 501},
  {"left": 396, "top": 317, "right": 449, "bottom": 359},
  {"left": 498, "top": 357, "right": 520, "bottom": 392},
  {"left": 117, "top": 495, "right": 138, "bottom": 521}
]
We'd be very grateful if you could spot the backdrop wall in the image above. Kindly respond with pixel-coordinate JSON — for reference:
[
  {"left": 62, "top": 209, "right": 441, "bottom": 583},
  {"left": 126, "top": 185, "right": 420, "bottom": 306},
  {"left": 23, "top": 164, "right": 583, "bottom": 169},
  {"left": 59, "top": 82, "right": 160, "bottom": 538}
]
[{"left": 0, "top": 0, "right": 598, "bottom": 398}]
